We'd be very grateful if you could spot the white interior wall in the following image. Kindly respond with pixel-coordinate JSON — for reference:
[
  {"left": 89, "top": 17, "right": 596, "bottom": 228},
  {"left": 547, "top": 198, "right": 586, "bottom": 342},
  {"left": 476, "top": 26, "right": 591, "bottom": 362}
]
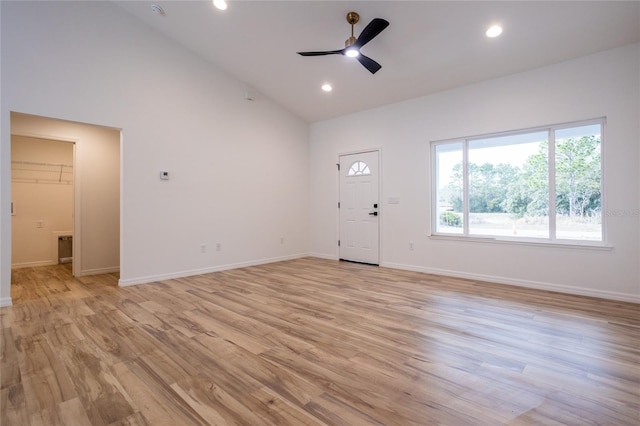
[
  {"left": 11, "top": 114, "right": 121, "bottom": 276},
  {"left": 1, "top": 1, "right": 310, "bottom": 305},
  {"left": 310, "top": 43, "right": 640, "bottom": 302},
  {"left": 1, "top": 1, "right": 636, "bottom": 306},
  {"left": 11, "top": 136, "right": 73, "bottom": 267}
]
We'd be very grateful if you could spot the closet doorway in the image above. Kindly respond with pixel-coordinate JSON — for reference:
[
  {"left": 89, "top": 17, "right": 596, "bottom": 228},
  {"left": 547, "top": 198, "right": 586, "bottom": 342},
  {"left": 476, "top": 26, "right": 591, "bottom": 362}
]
[
  {"left": 10, "top": 112, "right": 120, "bottom": 286},
  {"left": 11, "top": 135, "right": 75, "bottom": 273}
]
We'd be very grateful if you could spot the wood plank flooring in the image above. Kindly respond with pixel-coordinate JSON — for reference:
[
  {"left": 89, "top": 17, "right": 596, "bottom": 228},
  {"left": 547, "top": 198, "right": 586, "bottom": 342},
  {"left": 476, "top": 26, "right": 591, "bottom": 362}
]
[{"left": 2, "top": 257, "right": 639, "bottom": 425}]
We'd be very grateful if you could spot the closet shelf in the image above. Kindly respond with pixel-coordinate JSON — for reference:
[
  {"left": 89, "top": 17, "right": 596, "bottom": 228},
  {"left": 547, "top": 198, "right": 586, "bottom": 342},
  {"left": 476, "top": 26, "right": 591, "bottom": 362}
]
[{"left": 11, "top": 160, "right": 73, "bottom": 184}]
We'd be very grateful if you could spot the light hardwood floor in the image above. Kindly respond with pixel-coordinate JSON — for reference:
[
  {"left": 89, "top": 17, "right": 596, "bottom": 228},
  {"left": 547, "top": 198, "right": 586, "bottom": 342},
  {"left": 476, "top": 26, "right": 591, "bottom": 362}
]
[{"left": 1, "top": 258, "right": 639, "bottom": 425}]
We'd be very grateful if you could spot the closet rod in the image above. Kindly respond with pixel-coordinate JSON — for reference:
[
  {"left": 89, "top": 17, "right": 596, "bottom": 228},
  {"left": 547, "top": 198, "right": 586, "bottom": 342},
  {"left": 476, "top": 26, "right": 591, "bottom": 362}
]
[{"left": 11, "top": 160, "right": 72, "bottom": 168}]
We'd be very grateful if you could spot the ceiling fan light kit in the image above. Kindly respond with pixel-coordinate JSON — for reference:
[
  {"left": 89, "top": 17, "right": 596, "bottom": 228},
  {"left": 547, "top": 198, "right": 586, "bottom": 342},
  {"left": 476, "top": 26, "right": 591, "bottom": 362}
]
[{"left": 297, "top": 11, "right": 389, "bottom": 74}]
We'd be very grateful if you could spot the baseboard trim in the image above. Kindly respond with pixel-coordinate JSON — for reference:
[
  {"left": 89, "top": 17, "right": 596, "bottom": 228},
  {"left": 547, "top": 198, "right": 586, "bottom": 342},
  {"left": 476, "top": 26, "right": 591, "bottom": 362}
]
[
  {"left": 0, "top": 297, "right": 13, "bottom": 307},
  {"left": 381, "top": 261, "right": 640, "bottom": 304},
  {"left": 118, "top": 254, "right": 308, "bottom": 287},
  {"left": 111, "top": 253, "right": 640, "bottom": 303},
  {"left": 11, "top": 260, "right": 56, "bottom": 269},
  {"left": 79, "top": 266, "right": 120, "bottom": 276}
]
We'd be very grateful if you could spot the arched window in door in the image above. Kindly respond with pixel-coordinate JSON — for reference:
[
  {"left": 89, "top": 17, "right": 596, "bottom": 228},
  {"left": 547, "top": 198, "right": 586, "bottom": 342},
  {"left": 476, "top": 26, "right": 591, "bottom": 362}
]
[{"left": 347, "top": 161, "right": 370, "bottom": 176}]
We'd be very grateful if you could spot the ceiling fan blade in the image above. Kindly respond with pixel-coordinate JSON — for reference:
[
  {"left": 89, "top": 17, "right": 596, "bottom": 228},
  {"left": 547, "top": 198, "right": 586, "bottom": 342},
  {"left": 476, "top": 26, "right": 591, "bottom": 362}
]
[
  {"left": 354, "top": 18, "right": 389, "bottom": 49},
  {"left": 356, "top": 53, "right": 382, "bottom": 74},
  {"left": 297, "top": 49, "right": 344, "bottom": 56}
]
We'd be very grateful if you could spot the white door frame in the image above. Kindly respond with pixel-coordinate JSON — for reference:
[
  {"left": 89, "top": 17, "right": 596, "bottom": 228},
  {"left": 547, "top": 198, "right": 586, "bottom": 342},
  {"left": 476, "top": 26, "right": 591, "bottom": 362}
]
[{"left": 337, "top": 148, "right": 382, "bottom": 264}]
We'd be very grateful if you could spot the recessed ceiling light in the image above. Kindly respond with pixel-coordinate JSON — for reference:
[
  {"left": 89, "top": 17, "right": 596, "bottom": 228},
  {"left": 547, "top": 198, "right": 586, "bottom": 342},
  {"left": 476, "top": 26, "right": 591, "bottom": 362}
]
[
  {"left": 321, "top": 83, "right": 333, "bottom": 92},
  {"left": 486, "top": 25, "right": 503, "bottom": 38},
  {"left": 213, "top": 0, "right": 228, "bottom": 11}
]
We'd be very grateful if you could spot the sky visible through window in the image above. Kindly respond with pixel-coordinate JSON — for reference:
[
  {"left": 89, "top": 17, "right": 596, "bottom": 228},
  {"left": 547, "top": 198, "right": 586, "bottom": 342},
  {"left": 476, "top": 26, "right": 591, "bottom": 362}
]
[
  {"left": 436, "top": 125, "right": 601, "bottom": 191},
  {"left": 437, "top": 142, "right": 541, "bottom": 187}
]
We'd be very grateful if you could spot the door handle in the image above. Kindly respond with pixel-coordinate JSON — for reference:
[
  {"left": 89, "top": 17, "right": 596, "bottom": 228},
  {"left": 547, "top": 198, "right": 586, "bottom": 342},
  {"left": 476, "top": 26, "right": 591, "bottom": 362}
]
[{"left": 369, "top": 211, "right": 378, "bottom": 216}]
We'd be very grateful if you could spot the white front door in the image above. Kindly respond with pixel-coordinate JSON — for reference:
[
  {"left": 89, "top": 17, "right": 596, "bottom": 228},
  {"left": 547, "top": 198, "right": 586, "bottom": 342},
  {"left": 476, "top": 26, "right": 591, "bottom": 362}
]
[{"left": 339, "top": 151, "right": 380, "bottom": 265}]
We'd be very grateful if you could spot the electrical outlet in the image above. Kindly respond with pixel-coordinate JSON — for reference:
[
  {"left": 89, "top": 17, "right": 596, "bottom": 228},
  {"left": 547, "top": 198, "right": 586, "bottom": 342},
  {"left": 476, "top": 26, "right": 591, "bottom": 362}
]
[
  {"left": 280, "top": 237, "right": 284, "bottom": 244},
  {"left": 36, "top": 220, "right": 44, "bottom": 228},
  {"left": 201, "top": 244, "right": 207, "bottom": 253},
  {"left": 409, "top": 241, "right": 414, "bottom": 251},
  {"left": 216, "top": 243, "right": 221, "bottom": 251}
]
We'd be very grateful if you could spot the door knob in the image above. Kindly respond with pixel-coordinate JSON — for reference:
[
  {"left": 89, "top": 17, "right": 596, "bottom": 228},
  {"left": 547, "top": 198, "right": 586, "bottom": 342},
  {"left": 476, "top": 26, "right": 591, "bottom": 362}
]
[{"left": 369, "top": 211, "right": 378, "bottom": 216}]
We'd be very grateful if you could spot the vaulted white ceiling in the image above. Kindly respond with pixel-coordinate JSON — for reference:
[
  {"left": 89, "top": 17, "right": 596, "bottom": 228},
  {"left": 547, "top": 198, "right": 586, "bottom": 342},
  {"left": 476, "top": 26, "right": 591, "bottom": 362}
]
[{"left": 114, "top": 1, "right": 640, "bottom": 123}]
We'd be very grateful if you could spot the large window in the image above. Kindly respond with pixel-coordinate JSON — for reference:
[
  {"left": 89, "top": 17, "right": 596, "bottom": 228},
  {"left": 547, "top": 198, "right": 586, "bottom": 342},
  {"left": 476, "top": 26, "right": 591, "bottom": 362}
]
[{"left": 432, "top": 119, "right": 603, "bottom": 243}]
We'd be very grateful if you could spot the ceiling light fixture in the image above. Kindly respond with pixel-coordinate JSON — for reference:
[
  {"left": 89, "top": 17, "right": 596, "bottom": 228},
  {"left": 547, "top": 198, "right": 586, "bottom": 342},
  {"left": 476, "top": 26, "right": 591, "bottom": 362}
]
[
  {"left": 297, "top": 11, "right": 389, "bottom": 74},
  {"left": 321, "top": 83, "right": 333, "bottom": 92},
  {"left": 345, "top": 47, "right": 360, "bottom": 58},
  {"left": 486, "top": 25, "right": 503, "bottom": 38},
  {"left": 213, "top": 0, "right": 228, "bottom": 11}
]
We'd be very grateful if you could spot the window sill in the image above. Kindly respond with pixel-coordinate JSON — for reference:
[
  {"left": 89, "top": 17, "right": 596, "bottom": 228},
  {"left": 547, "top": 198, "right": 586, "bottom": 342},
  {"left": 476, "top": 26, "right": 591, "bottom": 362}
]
[{"left": 428, "top": 234, "right": 613, "bottom": 251}]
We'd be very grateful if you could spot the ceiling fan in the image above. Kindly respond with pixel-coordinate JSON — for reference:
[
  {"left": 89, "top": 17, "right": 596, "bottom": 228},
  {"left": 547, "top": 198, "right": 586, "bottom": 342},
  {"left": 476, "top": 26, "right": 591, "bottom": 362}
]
[{"left": 297, "top": 12, "right": 390, "bottom": 74}]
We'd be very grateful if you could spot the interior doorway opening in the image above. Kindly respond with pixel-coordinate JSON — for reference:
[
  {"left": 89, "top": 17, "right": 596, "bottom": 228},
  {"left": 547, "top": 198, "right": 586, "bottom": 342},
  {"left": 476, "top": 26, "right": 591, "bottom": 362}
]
[
  {"left": 9, "top": 112, "right": 121, "bottom": 301},
  {"left": 11, "top": 135, "right": 75, "bottom": 272}
]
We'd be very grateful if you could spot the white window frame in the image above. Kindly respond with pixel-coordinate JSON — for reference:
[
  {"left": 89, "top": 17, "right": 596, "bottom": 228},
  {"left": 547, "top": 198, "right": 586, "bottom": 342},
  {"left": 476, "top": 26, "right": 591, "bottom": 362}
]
[{"left": 430, "top": 118, "right": 609, "bottom": 249}]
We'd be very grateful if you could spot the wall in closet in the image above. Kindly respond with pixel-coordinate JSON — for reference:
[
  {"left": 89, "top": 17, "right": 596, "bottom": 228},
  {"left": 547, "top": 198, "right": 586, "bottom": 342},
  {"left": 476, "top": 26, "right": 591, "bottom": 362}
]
[{"left": 11, "top": 135, "right": 73, "bottom": 267}]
